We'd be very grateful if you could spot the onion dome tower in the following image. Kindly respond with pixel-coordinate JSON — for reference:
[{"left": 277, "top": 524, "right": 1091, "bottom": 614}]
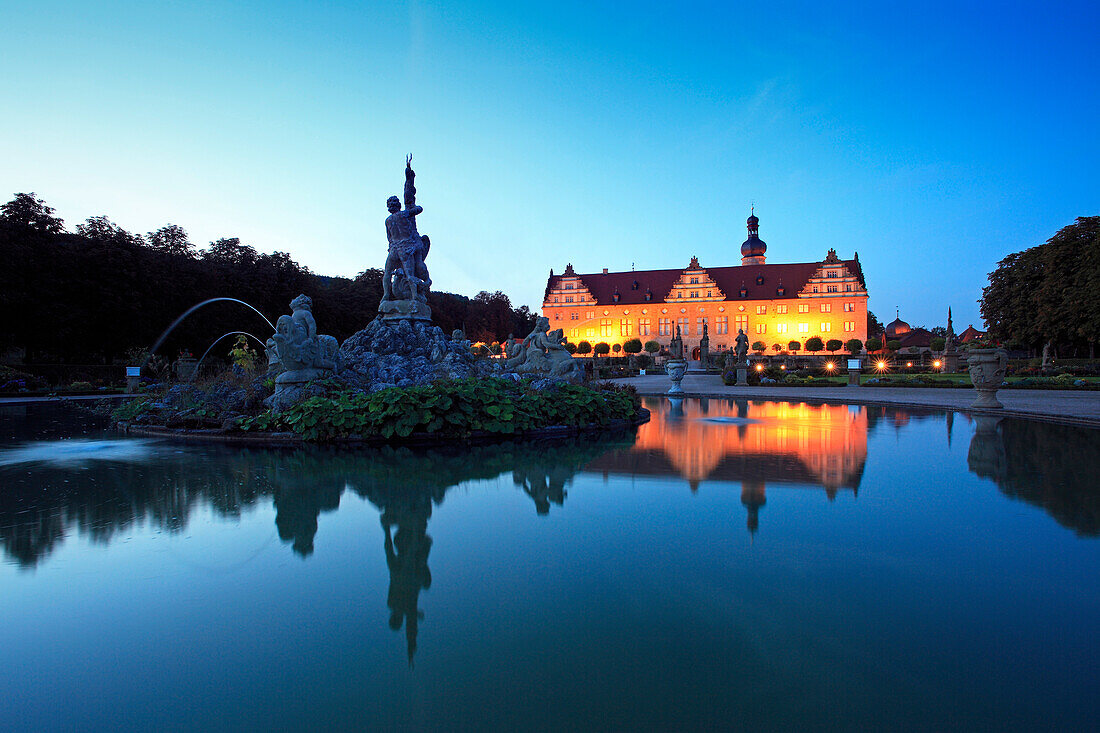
[
  {"left": 740, "top": 208, "right": 767, "bottom": 265},
  {"left": 885, "top": 307, "right": 911, "bottom": 339}
]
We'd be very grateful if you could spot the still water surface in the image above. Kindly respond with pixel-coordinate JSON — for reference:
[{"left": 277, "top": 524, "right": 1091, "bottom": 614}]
[{"left": 1, "top": 399, "right": 1098, "bottom": 731}]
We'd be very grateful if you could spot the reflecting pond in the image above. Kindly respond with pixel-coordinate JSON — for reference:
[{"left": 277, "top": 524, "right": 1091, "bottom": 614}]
[{"left": 1, "top": 399, "right": 1098, "bottom": 731}]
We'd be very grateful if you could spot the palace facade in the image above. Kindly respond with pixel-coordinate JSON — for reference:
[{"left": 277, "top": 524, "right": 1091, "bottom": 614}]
[{"left": 541, "top": 213, "right": 869, "bottom": 357}]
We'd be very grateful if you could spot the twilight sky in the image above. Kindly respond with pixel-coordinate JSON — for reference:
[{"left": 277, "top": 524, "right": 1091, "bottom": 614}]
[{"left": 2, "top": 0, "right": 1097, "bottom": 330}]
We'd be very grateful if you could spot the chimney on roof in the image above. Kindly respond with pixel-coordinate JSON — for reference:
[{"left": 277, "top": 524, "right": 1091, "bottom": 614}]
[{"left": 602, "top": 268, "right": 608, "bottom": 275}]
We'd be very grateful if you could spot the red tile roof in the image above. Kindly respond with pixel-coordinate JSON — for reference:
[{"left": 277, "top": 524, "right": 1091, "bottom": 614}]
[{"left": 546, "top": 259, "right": 864, "bottom": 305}]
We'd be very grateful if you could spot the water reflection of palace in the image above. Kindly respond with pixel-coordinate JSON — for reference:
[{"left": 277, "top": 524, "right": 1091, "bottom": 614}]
[{"left": 586, "top": 397, "right": 869, "bottom": 533}]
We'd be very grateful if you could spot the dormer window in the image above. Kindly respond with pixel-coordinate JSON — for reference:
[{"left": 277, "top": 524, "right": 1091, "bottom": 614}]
[
  {"left": 645, "top": 292, "right": 652, "bottom": 301},
  {"left": 632, "top": 280, "right": 639, "bottom": 290},
  {"left": 690, "top": 277, "right": 699, "bottom": 284},
  {"left": 777, "top": 286, "right": 786, "bottom": 296},
  {"left": 756, "top": 275, "right": 764, "bottom": 285},
  {"left": 612, "top": 292, "right": 621, "bottom": 303},
  {"left": 739, "top": 287, "right": 748, "bottom": 298}
]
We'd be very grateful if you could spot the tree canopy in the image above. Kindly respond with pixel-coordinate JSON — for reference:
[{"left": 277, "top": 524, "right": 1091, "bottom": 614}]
[
  {"left": 980, "top": 216, "right": 1100, "bottom": 354},
  {"left": 0, "top": 193, "right": 538, "bottom": 363}
]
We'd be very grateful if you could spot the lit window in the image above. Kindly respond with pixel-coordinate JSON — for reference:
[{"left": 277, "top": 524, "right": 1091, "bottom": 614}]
[
  {"left": 716, "top": 316, "right": 728, "bottom": 334},
  {"left": 756, "top": 324, "right": 767, "bottom": 334},
  {"left": 776, "top": 324, "right": 788, "bottom": 334},
  {"left": 677, "top": 317, "right": 690, "bottom": 335},
  {"left": 658, "top": 318, "right": 671, "bottom": 336},
  {"left": 820, "top": 322, "right": 831, "bottom": 332},
  {"left": 638, "top": 318, "right": 651, "bottom": 336},
  {"left": 620, "top": 319, "right": 632, "bottom": 336},
  {"left": 820, "top": 303, "right": 831, "bottom": 313},
  {"left": 756, "top": 305, "right": 767, "bottom": 315},
  {"left": 798, "top": 323, "right": 809, "bottom": 333},
  {"left": 844, "top": 302, "right": 855, "bottom": 312},
  {"left": 586, "top": 328, "right": 595, "bottom": 338},
  {"left": 844, "top": 321, "right": 856, "bottom": 332},
  {"left": 776, "top": 305, "right": 788, "bottom": 315},
  {"left": 600, "top": 319, "right": 614, "bottom": 337},
  {"left": 586, "top": 311, "right": 594, "bottom": 320},
  {"left": 735, "top": 315, "right": 748, "bottom": 331},
  {"left": 798, "top": 304, "right": 809, "bottom": 313}
]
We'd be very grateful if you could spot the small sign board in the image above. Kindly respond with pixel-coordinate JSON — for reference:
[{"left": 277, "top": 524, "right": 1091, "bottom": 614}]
[
  {"left": 847, "top": 359, "right": 861, "bottom": 371},
  {"left": 126, "top": 366, "right": 141, "bottom": 378}
]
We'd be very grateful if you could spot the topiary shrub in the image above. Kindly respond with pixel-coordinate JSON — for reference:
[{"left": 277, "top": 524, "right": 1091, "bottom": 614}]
[{"left": 805, "top": 337, "right": 824, "bottom": 353}]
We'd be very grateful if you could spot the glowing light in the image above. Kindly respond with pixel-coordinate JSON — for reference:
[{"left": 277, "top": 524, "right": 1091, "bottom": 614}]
[
  {"left": 755, "top": 363, "right": 764, "bottom": 372},
  {"left": 780, "top": 364, "right": 787, "bottom": 370},
  {"left": 906, "top": 362, "right": 913, "bottom": 367},
  {"left": 875, "top": 360, "right": 888, "bottom": 372},
  {"left": 933, "top": 360, "right": 942, "bottom": 369},
  {"left": 825, "top": 362, "right": 835, "bottom": 371}
]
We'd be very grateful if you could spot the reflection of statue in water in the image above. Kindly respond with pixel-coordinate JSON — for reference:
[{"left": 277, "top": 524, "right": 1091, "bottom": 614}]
[
  {"left": 265, "top": 294, "right": 339, "bottom": 410},
  {"left": 505, "top": 316, "right": 584, "bottom": 382},
  {"left": 380, "top": 154, "right": 432, "bottom": 322},
  {"left": 513, "top": 463, "right": 570, "bottom": 515},
  {"left": 734, "top": 329, "right": 749, "bottom": 364},
  {"left": 381, "top": 506, "right": 432, "bottom": 666}
]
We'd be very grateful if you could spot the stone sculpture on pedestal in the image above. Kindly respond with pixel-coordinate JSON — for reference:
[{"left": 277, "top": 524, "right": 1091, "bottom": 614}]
[
  {"left": 265, "top": 294, "right": 339, "bottom": 410},
  {"left": 734, "top": 328, "right": 749, "bottom": 386},
  {"left": 666, "top": 324, "right": 687, "bottom": 394},
  {"left": 379, "top": 154, "right": 432, "bottom": 323},
  {"left": 504, "top": 316, "right": 584, "bottom": 383},
  {"left": 699, "top": 323, "right": 710, "bottom": 368},
  {"left": 943, "top": 306, "right": 960, "bottom": 373}
]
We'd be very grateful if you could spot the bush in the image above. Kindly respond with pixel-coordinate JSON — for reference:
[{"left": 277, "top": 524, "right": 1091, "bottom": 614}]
[
  {"left": 623, "top": 338, "right": 643, "bottom": 355},
  {"left": 826, "top": 339, "right": 843, "bottom": 353},
  {"left": 594, "top": 342, "right": 610, "bottom": 356},
  {"left": 752, "top": 340, "right": 766, "bottom": 353},
  {"left": 644, "top": 340, "right": 660, "bottom": 354},
  {"left": 805, "top": 337, "right": 824, "bottom": 353},
  {"left": 612, "top": 343, "right": 621, "bottom": 353},
  {"left": 237, "top": 378, "right": 642, "bottom": 441},
  {"left": 564, "top": 342, "right": 577, "bottom": 354},
  {"left": 886, "top": 339, "right": 902, "bottom": 352},
  {"left": 845, "top": 338, "right": 863, "bottom": 354},
  {"left": 931, "top": 337, "right": 946, "bottom": 351},
  {"left": 788, "top": 340, "right": 801, "bottom": 352},
  {"left": 635, "top": 354, "right": 652, "bottom": 369},
  {"left": 69, "top": 381, "right": 94, "bottom": 391},
  {"left": 576, "top": 341, "right": 592, "bottom": 355}
]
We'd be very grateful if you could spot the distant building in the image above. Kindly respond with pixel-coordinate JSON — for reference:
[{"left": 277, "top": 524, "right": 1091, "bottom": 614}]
[
  {"left": 884, "top": 312, "right": 933, "bottom": 352},
  {"left": 541, "top": 213, "right": 869, "bottom": 357},
  {"left": 959, "top": 325, "right": 986, "bottom": 343}
]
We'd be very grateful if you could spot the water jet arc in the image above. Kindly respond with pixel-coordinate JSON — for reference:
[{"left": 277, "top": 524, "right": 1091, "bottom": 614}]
[
  {"left": 144, "top": 298, "right": 275, "bottom": 370},
  {"left": 191, "top": 331, "right": 268, "bottom": 381}
]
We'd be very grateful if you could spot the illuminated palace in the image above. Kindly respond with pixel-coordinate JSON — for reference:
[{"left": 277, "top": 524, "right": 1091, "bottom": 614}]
[{"left": 542, "top": 213, "right": 869, "bottom": 357}]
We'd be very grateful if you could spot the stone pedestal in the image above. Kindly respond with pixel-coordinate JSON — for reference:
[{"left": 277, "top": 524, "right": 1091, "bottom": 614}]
[
  {"left": 943, "top": 351, "right": 961, "bottom": 373},
  {"left": 378, "top": 298, "right": 432, "bottom": 323},
  {"left": 666, "top": 359, "right": 687, "bottom": 394},
  {"left": 125, "top": 366, "right": 141, "bottom": 393},
  {"left": 848, "top": 367, "right": 861, "bottom": 386},
  {"left": 735, "top": 366, "right": 748, "bottom": 386}
]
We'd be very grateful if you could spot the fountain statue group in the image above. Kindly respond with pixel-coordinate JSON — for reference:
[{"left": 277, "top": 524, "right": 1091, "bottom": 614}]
[{"left": 263, "top": 156, "right": 582, "bottom": 410}]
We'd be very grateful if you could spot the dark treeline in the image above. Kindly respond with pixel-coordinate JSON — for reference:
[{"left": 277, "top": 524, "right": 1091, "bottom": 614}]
[{"left": 0, "top": 193, "right": 537, "bottom": 363}]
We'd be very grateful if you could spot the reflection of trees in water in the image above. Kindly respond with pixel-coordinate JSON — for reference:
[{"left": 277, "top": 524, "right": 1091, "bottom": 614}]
[{"left": 968, "top": 418, "right": 1100, "bottom": 537}]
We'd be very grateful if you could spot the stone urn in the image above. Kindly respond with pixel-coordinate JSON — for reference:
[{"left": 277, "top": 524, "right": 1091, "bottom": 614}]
[
  {"left": 967, "top": 348, "right": 1008, "bottom": 409},
  {"left": 666, "top": 359, "right": 688, "bottom": 395}
]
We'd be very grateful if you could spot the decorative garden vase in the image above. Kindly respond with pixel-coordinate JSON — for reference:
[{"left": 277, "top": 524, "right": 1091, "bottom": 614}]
[
  {"left": 666, "top": 359, "right": 688, "bottom": 395},
  {"left": 967, "top": 348, "right": 1008, "bottom": 409}
]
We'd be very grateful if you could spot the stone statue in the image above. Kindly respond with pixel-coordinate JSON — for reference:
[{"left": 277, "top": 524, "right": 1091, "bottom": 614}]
[
  {"left": 944, "top": 307, "right": 956, "bottom": 352},
  {"left": 379, "top": 155, "right": 432, "bottom": 322},
  {"left": 734, "top": 328, "right": 749, "bottom": 365},
  {"left": 700, "top": 323, "right": 710, "bottom": 366},
  {"left": 265, "top": 294, "right": 339, "bottom": 410},
  {"left": 669, "top": 325, "right": 684, "bottom": 361},
  {"left": 504, "top": 316, "right": 583, "bottom": 383},
  {"left": 1041, "top": 339, "right": 1053, "bottom": 372}
]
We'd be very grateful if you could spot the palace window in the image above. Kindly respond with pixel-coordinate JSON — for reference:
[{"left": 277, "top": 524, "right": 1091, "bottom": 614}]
[
  {"left": 678, "top": 291, "right": 683, "bottom": 298},
  {"left": 587, "top": 328, "right": 595, "bottom": 338},
  {"left": 707, "top": 291, "right": 712, "bottom": 298},
  {"left": 756, "top": 305, "right": 767, "bottom": 315},
  {"left": 776, "top": 305, "right": 788, "bottom": 314},
  {"left": 827, "top": 271, "right": 837, "bottom": 278},
  {"left": 716, "top": 316, "right": 728, "bottom": 334},
  {"left": 844, "top": 302, "right": 856, "bottom": 312},
  {"left": 756, "top": 324, "right": 767, "bottom": 334},
  {"left": 658, "top": 318, "right": 671, "bottom": 336},
  {"left": 798, "top": 323, "right": 810, "bottom": 333},
  {"left": 570, "top": 328, "right": 579, "bottom": 338},
  {"left": 639, "top": 318, "right": 651, "bottom": 336},
  {"left": 677, "top": 317, "right": 690, "bottom": 335},
  {"left": 565, "top": 296, "right": 573, "bottom": 303},
  {"left": 820, "top": 322, "right": 831, "bottom": 332},
  {"left": 845, "top": 284, "right": 853, "bottom": 292},
  {"left": 620, "top": 319, "right": 633, "bottom": 336},
  {"left": 776, "top": 324, "right": 788, "bottom": 334},
  {"left": 600, "top": 319, "right": 614, "bottom": 337},
  {"left": 690, "top": 277, "right": 699, "bottom": 284},
  {"left": 735, "top": 315, "right": 748, "bottom": 332},
  {"left": 690, "top": 291, "right": 698, "bottom": 298},
  {"left": 565, "top": 283, "right": 574, "bottom": 289},
  {"left": 798, "top": 303, "right": 809, "bottom": 313},
  {"left": 827, "top": 285, "right": 838, "bottom": 293},
  {"left": 844, "top": 321, "right": 856, "bottom": 332},
  {"left": 586, "top": 311, "right": 594, "bottom": 320},
  {"left": 820, "top": 303, "right": 831, "bottom": 313},
  {"left": 696, "top": 317, "right": 708, "bottom": 335},
  {"left": 570, "top": 312, "right": 578, "bottom": 320}
]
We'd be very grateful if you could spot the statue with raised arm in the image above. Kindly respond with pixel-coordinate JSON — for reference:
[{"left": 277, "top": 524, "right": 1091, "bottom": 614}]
[{"left": 380, "top": 154, "right": 432, "bottom": 322}]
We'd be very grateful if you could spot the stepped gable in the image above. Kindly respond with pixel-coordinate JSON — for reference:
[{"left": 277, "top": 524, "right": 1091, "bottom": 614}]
[{"left": 545, "top": 260, "right": 859, "bottom": 305}]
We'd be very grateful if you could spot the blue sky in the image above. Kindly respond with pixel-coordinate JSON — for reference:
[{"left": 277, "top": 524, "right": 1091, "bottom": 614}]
[{"left": 2, "top": 0, "right": 1097, "bottom": 329}]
